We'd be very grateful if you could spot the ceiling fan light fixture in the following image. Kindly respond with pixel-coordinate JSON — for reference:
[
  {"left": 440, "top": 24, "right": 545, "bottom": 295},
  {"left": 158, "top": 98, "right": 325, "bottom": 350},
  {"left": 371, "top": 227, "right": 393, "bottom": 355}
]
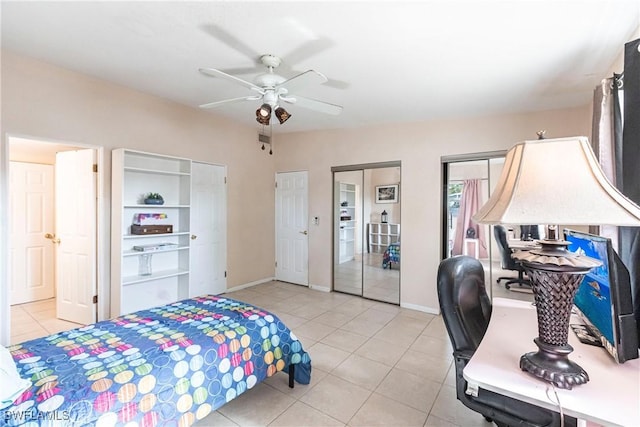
[
  {"left": 257, "top": 103, "right": 271, "bottom": 118},
  {"left": 275, "top": 106, "right": 291, "bottom": 124},
  {"left": 256, "top": 103, "right": 271, "bottom": 125}
]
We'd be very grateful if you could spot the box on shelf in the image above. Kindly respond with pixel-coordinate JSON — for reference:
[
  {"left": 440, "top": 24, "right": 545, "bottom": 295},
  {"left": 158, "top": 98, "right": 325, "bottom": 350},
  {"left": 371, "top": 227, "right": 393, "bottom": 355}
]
[
  {"left": 134, "top": 213, "right": 170, "bottom": 226},
  {"left": 132, "top": 243, "right": 178, "bottom": 252},
  {"left": 130, "top": 224, "right": 173, "bottom": 235}
]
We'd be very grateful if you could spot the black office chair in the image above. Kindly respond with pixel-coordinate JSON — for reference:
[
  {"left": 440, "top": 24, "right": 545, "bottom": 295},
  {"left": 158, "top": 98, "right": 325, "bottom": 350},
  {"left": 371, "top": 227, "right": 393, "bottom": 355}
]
[
  {"left": 520, "top": 225, "right": 540, "bottom": 241},
  {"left": 494, "top": 225, "right": 531, "bottom": 290},
  {"left": 437, "top": 256, "right": 575, "bottom": 427}
]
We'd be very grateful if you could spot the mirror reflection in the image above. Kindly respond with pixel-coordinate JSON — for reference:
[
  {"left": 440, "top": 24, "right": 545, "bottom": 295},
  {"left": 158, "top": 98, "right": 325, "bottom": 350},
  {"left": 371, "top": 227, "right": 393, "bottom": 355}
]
[
  {"left": 334, "top": 170, "right": 363, "bottom": 296},
  {"left": 333, "top": 166, "right": 400, "bottom": 305}
]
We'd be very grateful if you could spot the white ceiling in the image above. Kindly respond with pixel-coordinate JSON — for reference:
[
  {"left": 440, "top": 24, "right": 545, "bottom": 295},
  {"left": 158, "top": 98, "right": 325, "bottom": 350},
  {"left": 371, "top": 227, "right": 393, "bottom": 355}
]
[{"left": 2, "top": 1, "right": 639, "bottom": 133}]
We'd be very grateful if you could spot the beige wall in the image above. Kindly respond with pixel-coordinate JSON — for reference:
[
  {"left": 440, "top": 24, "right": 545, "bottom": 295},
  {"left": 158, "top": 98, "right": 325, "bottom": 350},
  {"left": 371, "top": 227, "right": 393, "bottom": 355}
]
[
  {"left": 1, "top": 50, "right": 277, "bottom": 321},
  {"left": 0, "top": 49, "right": 593, "bottom": 325},
  {"left": 274, "top": 108, "right": 591, "bottom": 312}
]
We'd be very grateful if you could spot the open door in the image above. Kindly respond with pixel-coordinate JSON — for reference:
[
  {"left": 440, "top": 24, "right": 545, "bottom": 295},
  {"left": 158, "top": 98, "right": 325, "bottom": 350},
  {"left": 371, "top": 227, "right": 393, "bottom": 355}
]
[
  {"left": 55, "top": 149, "right": 97, "bottom": 324},
  {"left": 190, "top": 162, "right": 227, "bottom": 297}
]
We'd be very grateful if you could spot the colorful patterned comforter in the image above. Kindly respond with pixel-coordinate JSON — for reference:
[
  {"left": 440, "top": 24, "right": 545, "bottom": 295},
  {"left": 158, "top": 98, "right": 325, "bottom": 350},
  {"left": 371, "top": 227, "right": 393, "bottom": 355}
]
[
  {"left": 382, "top": 242, "right": 400, "bottom": 269},
  {"left": 1, "top": 295, "right": 311, "bottom": 426}
]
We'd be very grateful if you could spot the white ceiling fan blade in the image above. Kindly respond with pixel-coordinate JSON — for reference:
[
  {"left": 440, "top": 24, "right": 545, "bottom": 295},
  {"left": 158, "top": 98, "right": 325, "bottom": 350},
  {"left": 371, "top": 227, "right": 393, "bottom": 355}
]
[
  {"left": 283, "top": 95, "right": 343, "bottom": 115},
  {"left": 199, "top": 68, "right": 264, "bottom": 93},
  {"left": 276, "top": 70, "right": 328, "bottom": 93},
  {"left": 199, "top": 95, "right": 261, "bottom": 109}
]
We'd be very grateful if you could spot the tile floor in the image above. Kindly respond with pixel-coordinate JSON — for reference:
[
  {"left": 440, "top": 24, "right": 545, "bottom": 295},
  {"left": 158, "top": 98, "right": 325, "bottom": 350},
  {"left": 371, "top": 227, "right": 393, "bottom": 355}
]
[
  {"left": 9, "top": 276, "right": 531, "bottom": 427},
  {"left": 334, "top": 253, "right": 400, "bottom": 304},
  {"left": 10, "top": 298, "right": 84, "bottom": 344}
]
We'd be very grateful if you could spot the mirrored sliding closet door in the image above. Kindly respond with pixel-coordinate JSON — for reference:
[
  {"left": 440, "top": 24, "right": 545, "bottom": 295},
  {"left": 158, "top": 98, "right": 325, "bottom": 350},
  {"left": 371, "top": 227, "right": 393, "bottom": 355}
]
[{"left": 333, "top": 163, "right": 400, "bottom": 305}]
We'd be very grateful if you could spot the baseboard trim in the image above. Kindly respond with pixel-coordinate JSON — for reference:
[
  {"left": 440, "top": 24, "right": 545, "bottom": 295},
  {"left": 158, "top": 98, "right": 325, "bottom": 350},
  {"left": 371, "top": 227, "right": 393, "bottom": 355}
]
[
  {"left": 401, "top": 302, "right": 440, "bottom": 315},
  {"left": 309, "top": 284, "right": 331, "bottom": 293},
  {"left": 226, "top": 280, "right": 438, "bottom": 315},
  {"left": 225, "top": 277, "right": 275, "bottom": 293}
]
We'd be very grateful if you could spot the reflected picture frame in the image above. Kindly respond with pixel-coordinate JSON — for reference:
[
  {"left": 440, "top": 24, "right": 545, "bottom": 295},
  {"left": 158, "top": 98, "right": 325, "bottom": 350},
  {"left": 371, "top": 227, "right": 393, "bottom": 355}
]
[{"left": 375, "top": 184, "right": 399, "bottom": 203}]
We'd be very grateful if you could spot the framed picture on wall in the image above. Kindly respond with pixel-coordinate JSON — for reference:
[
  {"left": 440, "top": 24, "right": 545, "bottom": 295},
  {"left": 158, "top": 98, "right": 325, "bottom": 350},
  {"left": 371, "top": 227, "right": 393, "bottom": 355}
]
[{"left": 376, "top": 184, "right": 399, "bottom": 203}]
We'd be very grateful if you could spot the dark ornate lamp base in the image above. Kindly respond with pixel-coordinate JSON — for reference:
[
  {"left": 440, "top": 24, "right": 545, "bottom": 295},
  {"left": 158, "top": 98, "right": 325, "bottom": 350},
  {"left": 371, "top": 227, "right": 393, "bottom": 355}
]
[
  {"left": 512, "top": 237, "right": 601, "bottom": 391},
  {"left": 520, "top": 338, "right": 589, "bottom": 390}
]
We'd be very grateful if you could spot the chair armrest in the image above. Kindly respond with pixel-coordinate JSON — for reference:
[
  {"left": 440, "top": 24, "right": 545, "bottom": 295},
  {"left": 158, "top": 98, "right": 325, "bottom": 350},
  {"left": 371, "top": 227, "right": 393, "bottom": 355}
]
[{"left": 454, "top": 349, "right": 475, "bottom": 363}]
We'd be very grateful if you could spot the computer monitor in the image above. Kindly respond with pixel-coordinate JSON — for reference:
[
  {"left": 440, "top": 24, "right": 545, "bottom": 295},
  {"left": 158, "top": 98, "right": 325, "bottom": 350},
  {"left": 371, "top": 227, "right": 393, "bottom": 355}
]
[{"left": 564, "top": 229, "right": 639, "bottom": 363}]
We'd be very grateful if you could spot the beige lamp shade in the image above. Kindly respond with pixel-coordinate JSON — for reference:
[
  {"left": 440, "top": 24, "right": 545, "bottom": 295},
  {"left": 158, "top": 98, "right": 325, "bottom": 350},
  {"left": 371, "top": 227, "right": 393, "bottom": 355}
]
[{"left": 473, "top": 136, "right": 640, "bottom": 226}]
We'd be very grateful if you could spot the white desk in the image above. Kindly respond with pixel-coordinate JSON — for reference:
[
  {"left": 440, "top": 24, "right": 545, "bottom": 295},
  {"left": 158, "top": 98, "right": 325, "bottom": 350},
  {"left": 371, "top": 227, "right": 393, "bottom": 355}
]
[{"left": 464, "top": 298, "right": 640, "bottom": 427}]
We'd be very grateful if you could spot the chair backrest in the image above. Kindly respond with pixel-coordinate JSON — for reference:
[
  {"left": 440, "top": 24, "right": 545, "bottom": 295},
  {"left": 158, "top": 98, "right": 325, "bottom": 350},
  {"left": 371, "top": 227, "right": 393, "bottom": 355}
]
[
  {"left": 493, "top": 225, "right": 518, "bottom": 270},
  {"left": 520, "top": 224, "right": 540, "bottom": 240},
  {"left": 437, "top": 256, "right": 492, "bottom": 352}
]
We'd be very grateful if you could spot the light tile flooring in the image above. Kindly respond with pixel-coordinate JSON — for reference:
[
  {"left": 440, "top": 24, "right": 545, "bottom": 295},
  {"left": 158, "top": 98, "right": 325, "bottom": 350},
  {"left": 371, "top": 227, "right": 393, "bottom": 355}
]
[
  {"left": 334, "top": 253, "right": 400, "bottom": 304},
  {"left": 9, "top": 277, "right": 531, "bottom": 427},
  {"left": 10, "top": 298, "right": 84, "bottom": 344}
]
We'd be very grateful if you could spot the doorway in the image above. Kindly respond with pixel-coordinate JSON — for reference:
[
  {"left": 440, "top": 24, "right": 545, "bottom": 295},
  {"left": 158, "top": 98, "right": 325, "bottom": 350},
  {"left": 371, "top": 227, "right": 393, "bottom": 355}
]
[
  {"left": 7, "top": 136, "right": 100, "bottom": 344},
  {"left": 190, "top": 161, "right": 227, "bottom": 297},
  {"left": 275, "top": 171, "right": 309, "bottom": 286},
  {"left": 332, "top": 162, "right": 401, "bottom": 305}
]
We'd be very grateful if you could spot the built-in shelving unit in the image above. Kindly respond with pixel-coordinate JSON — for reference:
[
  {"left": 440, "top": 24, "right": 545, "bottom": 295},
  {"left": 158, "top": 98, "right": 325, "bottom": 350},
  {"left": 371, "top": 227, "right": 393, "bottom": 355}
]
[
  {"left": 111, "top": 149, "right": 192, "bottom": 315},
  {"left": 368, "top": 222, "right": 400, "bottom": 253},
  {"left": 338, "top": 182, "right": 357, "bottom": 263}
]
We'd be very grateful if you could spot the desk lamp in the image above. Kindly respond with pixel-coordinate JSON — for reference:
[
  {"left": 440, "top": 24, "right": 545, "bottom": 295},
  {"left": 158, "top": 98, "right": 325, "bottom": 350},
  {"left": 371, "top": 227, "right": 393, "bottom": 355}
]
[{"left": 473, "top": 136, "right": 640, "bottom": 390}]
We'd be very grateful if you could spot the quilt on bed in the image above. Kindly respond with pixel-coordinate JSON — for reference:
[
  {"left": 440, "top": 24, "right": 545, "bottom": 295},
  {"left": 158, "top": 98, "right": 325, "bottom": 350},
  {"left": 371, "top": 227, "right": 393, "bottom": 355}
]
[
  {"left": 382, "top": 242, "right": 400, "bottom": 269},
  {"left": 1, "top": 295, "right": 311, "bottom": 426}
]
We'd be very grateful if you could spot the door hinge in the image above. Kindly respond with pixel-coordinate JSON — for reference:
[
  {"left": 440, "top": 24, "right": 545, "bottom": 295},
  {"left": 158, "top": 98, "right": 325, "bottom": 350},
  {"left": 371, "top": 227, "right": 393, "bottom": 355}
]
[
  {"left": 92, "top": 295, "right": 98, "bottom": 304},
  {"left": 224, "top": 177, "right": 227, "bottom": 184},
  {"left": 92, "top": 164, "right": 98, "bottom": 173},
  {"left": 275, "top": 181, "right": 277, "bottom": 188},
  {"left": 275, "top": 261, "right": 278, "bottom": 267},
  {"left": 224, "top": 271, "right": 227, "bottom": 278}
]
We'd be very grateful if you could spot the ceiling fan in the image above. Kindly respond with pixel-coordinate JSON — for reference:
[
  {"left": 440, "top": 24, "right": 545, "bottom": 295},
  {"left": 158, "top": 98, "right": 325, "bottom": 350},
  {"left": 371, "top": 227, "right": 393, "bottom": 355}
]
[{"left": 199, "top": 54, "right": 343, "bottom": 125}]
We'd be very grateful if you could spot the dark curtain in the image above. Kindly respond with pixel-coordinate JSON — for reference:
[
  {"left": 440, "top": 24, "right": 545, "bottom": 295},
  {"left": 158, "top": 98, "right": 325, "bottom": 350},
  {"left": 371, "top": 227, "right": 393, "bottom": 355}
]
[{"left": 619, "top": 38, "right": 640, "bottom": 338}]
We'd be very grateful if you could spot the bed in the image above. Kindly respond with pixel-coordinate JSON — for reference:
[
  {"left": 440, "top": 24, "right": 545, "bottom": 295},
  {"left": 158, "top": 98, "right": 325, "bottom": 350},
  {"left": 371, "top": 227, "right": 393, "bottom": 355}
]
[
  {"left": 382, "top": 242, "right": 400, "bottom": 269},
  {"left": 0, "top": 295, "right": 311, "bottom": 426}
]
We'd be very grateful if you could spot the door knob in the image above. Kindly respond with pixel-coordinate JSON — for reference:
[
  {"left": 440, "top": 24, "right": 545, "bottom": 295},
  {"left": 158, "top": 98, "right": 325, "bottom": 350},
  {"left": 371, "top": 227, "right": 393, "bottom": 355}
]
[
  {"left": 191, "top": 235, "right": 198, "bottom": 240},
  {"left": 45, "top": 233, "right": 61, "bottom": 244},
  {"left": 300, "top": 230, "right": 308, "bottom": 235}
]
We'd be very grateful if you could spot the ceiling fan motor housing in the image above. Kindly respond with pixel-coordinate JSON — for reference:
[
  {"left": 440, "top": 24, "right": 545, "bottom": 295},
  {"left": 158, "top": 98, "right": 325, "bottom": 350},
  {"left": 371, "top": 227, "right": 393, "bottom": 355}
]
[
  {"left": 262, "top": 91, "right": 278, "bottom": 107},
  {"left": 260, "top": 54, "right": 282, "bottom": 69}
]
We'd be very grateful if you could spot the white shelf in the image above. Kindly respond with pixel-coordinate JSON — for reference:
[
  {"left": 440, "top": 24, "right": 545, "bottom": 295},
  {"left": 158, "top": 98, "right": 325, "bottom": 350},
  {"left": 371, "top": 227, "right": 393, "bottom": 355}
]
[
  {"left": 123, "top": 268, "right": 189, "bottom": 286},
  {"left": 338, "top": 182, "right": 357, "bottom": 263},
  {"left": 368, "top": 223, "right": 400, "bottom": 253},
  {"left": 123, "top": 231, "right": 190, "bottom": 239},
  {"left": 123, "top": 246, "right": 189, "bottom": 257},
  {"left": 124, "top": 204, "right": 190, "bottom": 208},
  {"left": 112, "top": 149, "right": 192, "bottom": 316},
  {"left": 124, "top": 166, "right": 190, "bottom": 176}
]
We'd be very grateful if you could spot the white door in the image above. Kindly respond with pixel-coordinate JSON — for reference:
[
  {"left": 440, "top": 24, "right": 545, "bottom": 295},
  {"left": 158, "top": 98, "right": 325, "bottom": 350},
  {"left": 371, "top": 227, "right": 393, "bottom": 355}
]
[
  {"left": 9, "top": 162, "right": 55, "bottom": 304},
  {"left": 190, "top": 162, "right": 227, "bottom": 297},
  {"left": 275, "top": 171, "right": 309, "bottom": 286},
  {"left": 55, "top": 150, "right": 97, "bottom": 324}
]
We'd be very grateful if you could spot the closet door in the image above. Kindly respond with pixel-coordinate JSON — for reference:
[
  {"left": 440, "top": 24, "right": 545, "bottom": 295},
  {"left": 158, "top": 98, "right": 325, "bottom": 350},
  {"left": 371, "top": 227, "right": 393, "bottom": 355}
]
[
  {"left": 190, "top": 162, "right": 227, "bottom": 297},
  {"left": 362, "top": 167, "right": 400, "bottom": 304},
  {"left": 332, "top": 163, "right": 400, "bottom": 305},
  {"left": 333, "top": 171, "right": 363, "bottom": 296}
]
